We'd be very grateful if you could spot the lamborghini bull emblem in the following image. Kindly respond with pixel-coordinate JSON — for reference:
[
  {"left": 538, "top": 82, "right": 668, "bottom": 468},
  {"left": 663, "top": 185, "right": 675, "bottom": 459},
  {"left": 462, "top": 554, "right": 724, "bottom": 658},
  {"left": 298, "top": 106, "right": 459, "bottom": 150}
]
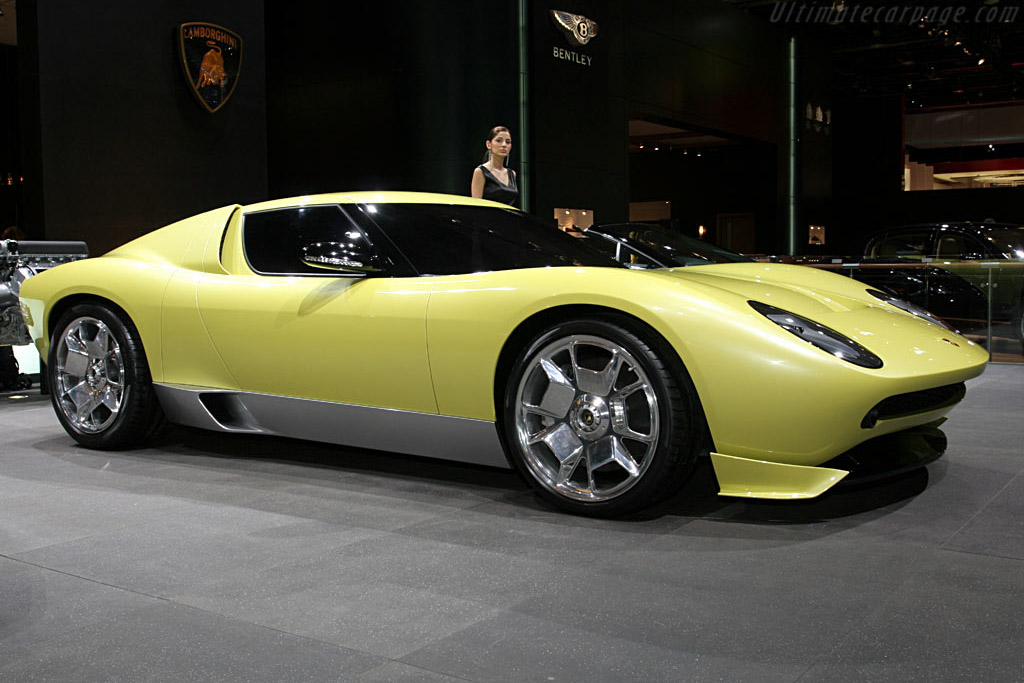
[
  {"left": 178, "top": 22, "right": 243, "bottom": 113},
  {"left": 197, "top": 45, "right": 227, "bottom": 89}
]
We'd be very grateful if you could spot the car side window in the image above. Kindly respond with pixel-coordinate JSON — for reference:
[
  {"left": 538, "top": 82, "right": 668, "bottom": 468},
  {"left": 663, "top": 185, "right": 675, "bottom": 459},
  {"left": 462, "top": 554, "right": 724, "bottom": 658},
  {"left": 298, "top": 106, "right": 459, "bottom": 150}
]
[
  {"left": 936, "top": 232, "right": 990, "bottom": 259},
  {"left": 242, "top": 205, "right": 388, "bottom": 276},
  {"left": 936, "top": 233, "right": 967, "bottom": 258},
  {"left": 616, "top": 244, "right": 659, "bottom": 269},
  {"left": 580, "top": 233, "right": 660, "bottom": 269},
  {"left": 361, "top": 203, "right": 619, "bottom": 275},
  {"left": 875, "top": 230, "right": 932, "bottom": 258}
]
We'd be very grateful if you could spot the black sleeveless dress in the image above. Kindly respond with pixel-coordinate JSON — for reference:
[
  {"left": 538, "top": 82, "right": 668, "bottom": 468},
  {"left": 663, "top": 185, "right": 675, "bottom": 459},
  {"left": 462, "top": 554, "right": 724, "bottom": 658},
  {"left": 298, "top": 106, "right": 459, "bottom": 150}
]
[{"left": 479, "top": 165, "right": 519, "bottom": 207}]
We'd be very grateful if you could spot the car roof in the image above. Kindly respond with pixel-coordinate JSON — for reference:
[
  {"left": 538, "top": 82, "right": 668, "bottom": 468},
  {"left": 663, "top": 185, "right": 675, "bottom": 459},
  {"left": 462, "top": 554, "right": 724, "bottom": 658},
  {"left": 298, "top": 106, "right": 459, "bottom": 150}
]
[
  {"left": 874, "top": 222, "right": 1023, "bottom": 234},
  {"left": 589, "top": 222, "right": 665, "bottom": 237},
  {"left": 240, "top": 191, "right": 512, "bottom": 213}
]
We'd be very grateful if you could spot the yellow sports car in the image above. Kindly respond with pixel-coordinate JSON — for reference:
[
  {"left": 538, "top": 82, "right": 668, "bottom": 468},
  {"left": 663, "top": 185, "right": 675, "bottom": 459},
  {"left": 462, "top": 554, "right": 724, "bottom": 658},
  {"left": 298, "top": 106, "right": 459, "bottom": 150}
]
[{"left": 19, "top": 192, "right": 989, "bottom": 516}]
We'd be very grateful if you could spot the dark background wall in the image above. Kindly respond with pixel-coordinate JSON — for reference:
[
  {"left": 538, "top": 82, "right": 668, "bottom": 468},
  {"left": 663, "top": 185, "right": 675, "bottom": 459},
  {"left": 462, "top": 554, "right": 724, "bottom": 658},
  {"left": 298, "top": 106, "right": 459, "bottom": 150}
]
[
  {"left": 529, "top": 0, "right": 627, "bottom": 224},
  {"left": 796, "top": 38, "right": 832, "bottom": 254},
  {"left": 0, "top": 45, "right": 21, "bottom": 231},
  {"left": 627, "top": 0, "right": 791, "bottom": 252},
  {"left": 831, "top": 94, "right": 1024, "bottom": 256},
  {"left": 18, "top": 0, "right": 267, "bottom": 254},
  {"left": 265, "top": 0, "right": 518, "bottom": 200},
  {"left": 621, "top": 0, "right": 787, "bottom": 142},
  {"left": 7, "top": 0, "right": 821, "bottom": 257},
  {"left": 16, "top": 0, "right": 990, "bottom": 259},
  {"left": 527, "top": 0, "right": 791, "bottom": 248},
  {"left": 628, "top": 144, "right": 778, "bottom": 250}
]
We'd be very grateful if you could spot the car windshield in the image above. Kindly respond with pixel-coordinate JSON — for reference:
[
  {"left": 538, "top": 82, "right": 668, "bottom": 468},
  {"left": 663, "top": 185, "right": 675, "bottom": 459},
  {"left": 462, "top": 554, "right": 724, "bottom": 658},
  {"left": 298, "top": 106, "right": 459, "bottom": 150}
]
[
  {"left": 358, "top": 203, "right": 622, "bottom": 275},
  {"left": 596, "top": 224, "right": 752, "bottom": 266},
  {"left": 981, "top": 227, "right": 1024, "bottom": 259}
]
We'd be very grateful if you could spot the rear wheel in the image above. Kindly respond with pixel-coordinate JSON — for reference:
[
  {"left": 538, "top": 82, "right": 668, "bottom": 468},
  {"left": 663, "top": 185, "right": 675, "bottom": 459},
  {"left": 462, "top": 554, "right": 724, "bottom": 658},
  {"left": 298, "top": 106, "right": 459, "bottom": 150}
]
[
  {"left": 48, "top": 303, "right": 165, "bottom": 449},
  {"left": 502, "top": 318, "right": 703, "bottom": 517}
]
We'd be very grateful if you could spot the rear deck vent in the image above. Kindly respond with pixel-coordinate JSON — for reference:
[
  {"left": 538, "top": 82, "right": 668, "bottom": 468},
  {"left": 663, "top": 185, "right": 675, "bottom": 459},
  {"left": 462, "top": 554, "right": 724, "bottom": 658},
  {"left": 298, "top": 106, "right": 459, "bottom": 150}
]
[{"left": 861, "top": 382, "right": 966, "bottom": 429}]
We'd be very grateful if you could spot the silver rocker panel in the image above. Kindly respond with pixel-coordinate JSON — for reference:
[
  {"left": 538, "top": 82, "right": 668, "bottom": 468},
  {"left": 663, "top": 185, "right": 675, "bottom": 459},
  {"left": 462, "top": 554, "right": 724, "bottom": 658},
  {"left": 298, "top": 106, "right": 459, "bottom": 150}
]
[{"left": 153, "top": 384, "right": 510, "bottom": 469}]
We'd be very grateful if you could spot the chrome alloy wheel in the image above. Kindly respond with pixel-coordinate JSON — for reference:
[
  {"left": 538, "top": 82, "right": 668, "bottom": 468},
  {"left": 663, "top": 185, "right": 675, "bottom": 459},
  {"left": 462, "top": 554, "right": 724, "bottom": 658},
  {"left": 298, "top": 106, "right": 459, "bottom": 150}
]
[
  {"left": 54, "top": 316, "right": 126, "bottom": 434},
  {"left": 513, "top": 334, "right": 660, "bottom": 502}
]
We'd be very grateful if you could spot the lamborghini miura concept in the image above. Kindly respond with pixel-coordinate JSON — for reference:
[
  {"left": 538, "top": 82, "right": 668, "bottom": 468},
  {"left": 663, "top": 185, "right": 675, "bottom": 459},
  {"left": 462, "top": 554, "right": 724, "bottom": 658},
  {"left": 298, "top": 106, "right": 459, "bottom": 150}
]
[{"left": 19, "top": 193, "right": 989, "bottom": 516}]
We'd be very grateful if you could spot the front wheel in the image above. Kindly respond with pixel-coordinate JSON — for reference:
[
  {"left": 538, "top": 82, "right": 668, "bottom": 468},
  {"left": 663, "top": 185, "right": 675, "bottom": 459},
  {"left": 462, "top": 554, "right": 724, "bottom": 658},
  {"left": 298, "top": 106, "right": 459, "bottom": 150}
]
[
  {"left": 502, "top": 318, "right": 703, "bottom": 517},
  {"left": 48, "top": 303, "right": 166, "bottom": 449}
]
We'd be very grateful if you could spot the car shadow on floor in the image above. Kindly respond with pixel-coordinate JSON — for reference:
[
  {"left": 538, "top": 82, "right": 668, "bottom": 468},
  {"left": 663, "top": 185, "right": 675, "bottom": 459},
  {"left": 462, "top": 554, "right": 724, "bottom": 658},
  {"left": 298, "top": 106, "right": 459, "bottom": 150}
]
[
  {"left": 135, "top": 425, "right": 931, "bottom": 527},
  {"left": 646, "top": 457, "right": 929, "bottom": 525}
]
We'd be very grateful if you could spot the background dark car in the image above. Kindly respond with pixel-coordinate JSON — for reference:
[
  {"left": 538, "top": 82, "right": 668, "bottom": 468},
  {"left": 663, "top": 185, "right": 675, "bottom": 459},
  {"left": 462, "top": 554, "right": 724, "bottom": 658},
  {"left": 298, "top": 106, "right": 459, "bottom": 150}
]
[{"left": 863, "top": 222, "right": 1024, "bottom": 340}]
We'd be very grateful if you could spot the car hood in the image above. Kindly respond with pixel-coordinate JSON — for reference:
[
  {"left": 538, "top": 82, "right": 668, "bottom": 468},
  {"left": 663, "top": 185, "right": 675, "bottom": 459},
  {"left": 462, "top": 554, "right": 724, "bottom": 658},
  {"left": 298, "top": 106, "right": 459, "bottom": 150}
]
[
  {"left": 650, "top": 261, "right": 986, "bottom": 370},
  {"left": 659, "top": 262, "right": 883, "bottom": 317}
]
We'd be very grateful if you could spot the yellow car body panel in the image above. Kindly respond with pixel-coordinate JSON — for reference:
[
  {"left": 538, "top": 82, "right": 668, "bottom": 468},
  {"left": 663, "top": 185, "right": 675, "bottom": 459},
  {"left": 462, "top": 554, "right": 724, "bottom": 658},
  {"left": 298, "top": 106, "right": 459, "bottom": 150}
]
[
  {"left": 194, "top": 272, "right": 437, "bottom": 412},
  {"left": 709, "top": 452, "right": 849, "bottom": 499},
  {"left": 19, "top": 191, "right": 989, "bottom": 503},
  {"left": 426, "top": 263, "right": 987, "bottom": 467}
]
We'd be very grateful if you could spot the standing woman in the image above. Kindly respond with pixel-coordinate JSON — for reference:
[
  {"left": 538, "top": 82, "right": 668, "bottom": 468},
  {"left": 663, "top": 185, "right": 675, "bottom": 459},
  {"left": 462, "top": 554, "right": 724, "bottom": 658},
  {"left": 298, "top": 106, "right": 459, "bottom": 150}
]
[{"left": 471, "top": 126, "right": 519, "bottom": 207}]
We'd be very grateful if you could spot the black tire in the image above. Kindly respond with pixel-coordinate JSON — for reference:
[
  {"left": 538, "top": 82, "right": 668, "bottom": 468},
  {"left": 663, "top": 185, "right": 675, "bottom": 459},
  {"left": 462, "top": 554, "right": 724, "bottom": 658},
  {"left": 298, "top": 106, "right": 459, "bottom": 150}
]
[
  {"left": 48, "top": 303, "right": 166, "bottom": 449},
  {"left": 501, "top": 317, "right": 703, "bottom": 517}
]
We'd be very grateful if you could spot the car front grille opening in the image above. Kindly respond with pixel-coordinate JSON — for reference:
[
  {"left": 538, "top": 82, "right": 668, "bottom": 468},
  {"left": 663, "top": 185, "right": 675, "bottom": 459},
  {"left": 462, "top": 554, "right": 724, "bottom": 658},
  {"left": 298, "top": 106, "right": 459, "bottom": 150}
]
[{"left": 861, "top": 382, "right": 967, "bottom": 429}]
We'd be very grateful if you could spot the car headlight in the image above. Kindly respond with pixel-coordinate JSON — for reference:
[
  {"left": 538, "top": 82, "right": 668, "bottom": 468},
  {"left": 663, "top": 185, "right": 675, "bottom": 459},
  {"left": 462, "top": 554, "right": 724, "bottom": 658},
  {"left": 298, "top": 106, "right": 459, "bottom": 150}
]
[
  {"left": 749, "top": 301, "right": 883, "bottom": 369},
  {"left": 866, "top": 289, "right": 952, "bottom": 331}
]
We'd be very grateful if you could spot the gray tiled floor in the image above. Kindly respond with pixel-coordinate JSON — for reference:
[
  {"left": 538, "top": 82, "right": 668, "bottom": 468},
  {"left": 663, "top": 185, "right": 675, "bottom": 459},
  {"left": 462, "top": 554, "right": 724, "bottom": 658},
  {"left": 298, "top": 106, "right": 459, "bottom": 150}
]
[{"left": 1, "top": 365, "right": 1022, "bottom": 682}]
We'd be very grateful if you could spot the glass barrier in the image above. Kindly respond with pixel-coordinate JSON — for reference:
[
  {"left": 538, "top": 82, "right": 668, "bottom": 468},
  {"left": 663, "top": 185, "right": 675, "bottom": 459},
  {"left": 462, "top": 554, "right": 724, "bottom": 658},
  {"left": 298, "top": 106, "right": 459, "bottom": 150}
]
[{"left": 765, "top": 256, "right": 1024, "bottom": 364}]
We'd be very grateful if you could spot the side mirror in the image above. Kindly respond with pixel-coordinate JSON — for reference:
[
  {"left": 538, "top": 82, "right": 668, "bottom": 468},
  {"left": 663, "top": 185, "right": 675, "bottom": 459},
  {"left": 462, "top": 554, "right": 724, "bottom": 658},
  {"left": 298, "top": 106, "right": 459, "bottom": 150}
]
[{"left": 301, "top": 241, "right": 384, "bottom": 275}]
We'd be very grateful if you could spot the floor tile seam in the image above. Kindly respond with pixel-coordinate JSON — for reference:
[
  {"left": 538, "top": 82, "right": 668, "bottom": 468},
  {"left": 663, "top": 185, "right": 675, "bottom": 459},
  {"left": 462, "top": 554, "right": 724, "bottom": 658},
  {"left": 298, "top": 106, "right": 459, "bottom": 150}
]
[
  {"left": 938, "top": 467, "right": 1024, "bottom": 548},
  {"left": 0, "top": 554, "right": 398, "bottom": 663},
  {"left": 786, "top": 564, "right": 925, "bottom": 683},
  {"left": 0, "top": 471, "right": 225, "bottom": 504},
  {"left": 173, "top": 584, "right": 510, "bottom": 667},
  {"left": 0, "top": 518, "right": 167, "bottom": 558},
  {"left": 692, "top": 515, "right": 834, "bottom": 539},
  {"left": 0, "top": 552, "right": 195, "bottom": 600},
  {"left": 389, "top": 519, "right": 648, "bottom": 566},
  {"left": 397, "top": 604, "right": 819, "bottom": 681},
  {"left": 10, "top": 517, "right": 395, "bottom": 571},
  {"left": 937, "top": 545, "right": 1024, "bottom": 563},
  {"left": 362, "top": 660, "right": 479, "bottom": 682},
  {"left": 0, "top": 589, "right": 389, "bottom": 673}
]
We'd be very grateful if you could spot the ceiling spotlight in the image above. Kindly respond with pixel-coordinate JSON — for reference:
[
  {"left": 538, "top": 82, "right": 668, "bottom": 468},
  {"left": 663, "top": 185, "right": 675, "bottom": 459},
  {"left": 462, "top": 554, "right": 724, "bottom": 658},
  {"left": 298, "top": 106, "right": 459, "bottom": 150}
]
[{"left": 978, "top": 57, "right": 986, "bottom": 65}]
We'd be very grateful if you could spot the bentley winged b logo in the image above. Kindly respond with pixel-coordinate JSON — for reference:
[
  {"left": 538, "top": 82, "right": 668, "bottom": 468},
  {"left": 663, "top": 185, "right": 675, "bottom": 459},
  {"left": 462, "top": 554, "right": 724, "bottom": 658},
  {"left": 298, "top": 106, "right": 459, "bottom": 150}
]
[
  {"left": 550, "top": 10, "right": 599, "bottom": 46},
  {"left": 178, "top": 22, "right": 243, "bottom": 113}
]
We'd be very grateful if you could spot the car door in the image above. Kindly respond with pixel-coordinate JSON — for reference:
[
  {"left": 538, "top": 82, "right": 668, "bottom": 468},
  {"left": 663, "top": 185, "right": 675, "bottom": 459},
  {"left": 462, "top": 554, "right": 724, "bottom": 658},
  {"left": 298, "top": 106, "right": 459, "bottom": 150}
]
[
  {"left": 932, "top": 229, "right": 1014, "bottom": 324},
  {"left": 196, "top": 204, "right": 437, "bottom": 413}
]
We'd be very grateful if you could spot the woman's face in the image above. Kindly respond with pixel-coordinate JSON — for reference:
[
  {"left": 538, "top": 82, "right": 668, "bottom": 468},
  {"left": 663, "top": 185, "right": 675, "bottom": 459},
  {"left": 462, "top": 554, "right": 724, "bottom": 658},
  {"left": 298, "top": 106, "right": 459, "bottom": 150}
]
[{"left": 487, "top": 131, "right": 512, "bottom": 160}]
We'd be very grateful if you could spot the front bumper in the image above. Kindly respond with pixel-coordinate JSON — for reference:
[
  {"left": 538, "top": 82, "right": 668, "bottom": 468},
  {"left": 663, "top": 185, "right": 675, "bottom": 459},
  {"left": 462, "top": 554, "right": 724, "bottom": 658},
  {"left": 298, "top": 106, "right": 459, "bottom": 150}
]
[{"left": 711, "top": 422, "right": 949, "bottom": 499}]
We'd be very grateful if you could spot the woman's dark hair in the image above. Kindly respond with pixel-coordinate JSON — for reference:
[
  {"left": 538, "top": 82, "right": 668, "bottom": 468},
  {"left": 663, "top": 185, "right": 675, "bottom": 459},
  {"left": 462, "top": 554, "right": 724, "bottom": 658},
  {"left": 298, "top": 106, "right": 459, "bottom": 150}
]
[{"left": 487, "top": 125, "right": 510, "bottom": 141}]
